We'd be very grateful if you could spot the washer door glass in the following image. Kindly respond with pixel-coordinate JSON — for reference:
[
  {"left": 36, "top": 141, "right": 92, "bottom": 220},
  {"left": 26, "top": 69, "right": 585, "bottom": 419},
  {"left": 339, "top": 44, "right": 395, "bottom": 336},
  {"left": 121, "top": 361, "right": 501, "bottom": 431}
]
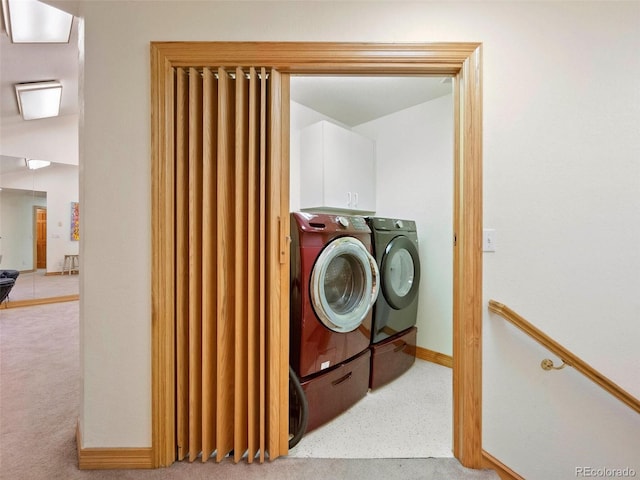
[
  {"left": 310, "top": 237, "right": 379, "bottom": 333},
  {"left": 381, "top": 235, "right": 421, "bottom": 310}
]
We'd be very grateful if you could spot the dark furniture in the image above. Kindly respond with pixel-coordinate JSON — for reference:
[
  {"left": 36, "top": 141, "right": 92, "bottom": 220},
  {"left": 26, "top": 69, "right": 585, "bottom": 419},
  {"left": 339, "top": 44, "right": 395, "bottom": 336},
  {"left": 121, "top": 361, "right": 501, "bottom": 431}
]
[{"left": 0, "top": 270, "right": 19, "bottom": 305}]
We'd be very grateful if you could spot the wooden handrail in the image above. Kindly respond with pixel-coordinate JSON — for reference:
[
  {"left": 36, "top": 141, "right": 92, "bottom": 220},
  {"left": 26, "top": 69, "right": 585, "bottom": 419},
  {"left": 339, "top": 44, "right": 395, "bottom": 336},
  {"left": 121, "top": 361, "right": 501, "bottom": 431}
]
[{"left": 488, "top": 300, "right": 640, "bottom": 414}]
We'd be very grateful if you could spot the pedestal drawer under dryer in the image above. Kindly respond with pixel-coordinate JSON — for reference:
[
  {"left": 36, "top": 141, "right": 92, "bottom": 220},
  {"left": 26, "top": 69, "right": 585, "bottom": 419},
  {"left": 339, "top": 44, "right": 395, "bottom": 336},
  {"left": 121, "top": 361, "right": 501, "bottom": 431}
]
[{"left": 369, "top": 326, "right": 417, "bottom": 390}]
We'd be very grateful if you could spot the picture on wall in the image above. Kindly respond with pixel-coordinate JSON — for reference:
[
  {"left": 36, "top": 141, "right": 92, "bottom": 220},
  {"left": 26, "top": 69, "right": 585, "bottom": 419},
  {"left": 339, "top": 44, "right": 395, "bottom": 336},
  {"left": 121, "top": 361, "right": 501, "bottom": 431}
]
[{"left": 71, "top": 202, "right": 79, "bottom": 241}]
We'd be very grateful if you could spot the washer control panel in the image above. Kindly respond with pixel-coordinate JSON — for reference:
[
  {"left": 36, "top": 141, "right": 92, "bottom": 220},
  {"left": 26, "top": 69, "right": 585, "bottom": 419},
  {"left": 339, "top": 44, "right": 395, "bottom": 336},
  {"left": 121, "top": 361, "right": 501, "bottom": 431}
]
[
  {"left": 336, "top": 216, "right": 350, "bottom": 228},
  {"left": 347, "top": 216, "right": 370, "bottom": 231}
]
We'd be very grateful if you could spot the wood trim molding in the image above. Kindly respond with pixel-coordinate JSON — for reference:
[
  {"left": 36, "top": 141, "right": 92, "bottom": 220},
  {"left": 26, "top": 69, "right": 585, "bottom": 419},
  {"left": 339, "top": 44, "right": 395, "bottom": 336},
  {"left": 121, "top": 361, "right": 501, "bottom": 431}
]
[
  {"left": 416, "top": 346, "right": 453, "bottom": 368},
  {"left": 2, "top": 294, "right": 79, "bottom": 309},
  {"left": 150, "top": 41, "right": 481, "bottom": 74},
  {"left": 151, "top": 41, "right": 483, "bottom": 469},
  {"left": 488, "top": 300, "right": 640, "bottom": 414},
  {"left": 482, "top": 450, "right": 524, "bottom": 480},
  {"left": 482, "top": 450, "right": 525, "bottom": 480},
  {"left": 76, "top": 423, "right": 153, "bottom": 470},
  {"left": 151, "top": 40, "right": 177, "bottom": 468},
  {"left": 451, "top": 44, "right": 483, "bottom": 468}
]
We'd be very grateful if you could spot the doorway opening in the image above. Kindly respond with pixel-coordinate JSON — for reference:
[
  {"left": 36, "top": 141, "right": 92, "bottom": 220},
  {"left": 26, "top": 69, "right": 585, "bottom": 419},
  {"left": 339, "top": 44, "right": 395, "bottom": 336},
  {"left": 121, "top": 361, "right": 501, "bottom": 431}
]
[
  {"left": 151, "top": 42, "right": 482, "bottom": 468},
  {"left": 288, "top": 75, "right": 455, "bottom": 458}
]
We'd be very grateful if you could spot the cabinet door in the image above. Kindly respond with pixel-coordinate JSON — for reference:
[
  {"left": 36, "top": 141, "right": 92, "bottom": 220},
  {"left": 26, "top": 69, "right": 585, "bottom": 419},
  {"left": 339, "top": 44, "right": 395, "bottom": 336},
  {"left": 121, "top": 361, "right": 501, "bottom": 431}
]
[{"left": 299, "top": 120, "right": 376, "bottom": 213}]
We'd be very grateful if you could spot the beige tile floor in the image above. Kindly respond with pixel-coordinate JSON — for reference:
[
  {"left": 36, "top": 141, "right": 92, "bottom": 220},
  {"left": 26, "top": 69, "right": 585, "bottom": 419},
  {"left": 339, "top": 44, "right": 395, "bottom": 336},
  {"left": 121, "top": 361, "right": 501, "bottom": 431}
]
[{"left": 288, "top": 359, "right": 453, "bottom": 458}]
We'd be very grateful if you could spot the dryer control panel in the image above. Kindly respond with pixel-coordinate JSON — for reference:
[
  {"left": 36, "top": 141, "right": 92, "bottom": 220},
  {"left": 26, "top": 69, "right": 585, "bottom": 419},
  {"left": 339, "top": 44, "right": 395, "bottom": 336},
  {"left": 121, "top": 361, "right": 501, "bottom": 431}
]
[{"left": 368, "top": 217, "right": 417, "bottom": 232}]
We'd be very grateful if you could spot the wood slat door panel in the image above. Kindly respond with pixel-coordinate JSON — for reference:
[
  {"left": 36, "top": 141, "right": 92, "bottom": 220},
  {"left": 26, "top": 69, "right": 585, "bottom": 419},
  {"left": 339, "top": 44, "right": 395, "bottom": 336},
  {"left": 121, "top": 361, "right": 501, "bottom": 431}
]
[
  {"left": 215, "top": 67, "right": 235, "bottom": 462},
  {"left": 233, "top": 66, "right": 249, "bottom": 463},
  {"left": 201, "top": 67, "right": 218, "bottom": 461},
  {"left": 187, "top": 66, "right": 204, "bottom": 463},
  {"left": 175, "top": 68, "right": 189, "bottom": 462},
  {"left": 246, "top": 67, "right": 264, "bottom": 463},
  {"left": 173, "top": 66, "right": 285, "bottom": 464}
]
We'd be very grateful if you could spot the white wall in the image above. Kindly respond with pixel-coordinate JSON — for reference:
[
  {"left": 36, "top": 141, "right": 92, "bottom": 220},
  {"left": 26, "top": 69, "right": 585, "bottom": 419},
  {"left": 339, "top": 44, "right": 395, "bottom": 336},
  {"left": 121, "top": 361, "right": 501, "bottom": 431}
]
[
  {"left": 75, "top": 2, "right": 640, "bottom": 478},
  {"left": 0, "top": 164, "right": 79, "bottom": 272},
  {"left": 35, "top": 164, "right": 80, "bottom": 271},
  {"left": 0, "top": 189, "right": 46, "bottom": 270},
  {"left": 291, "top": 95, "right": 453, "bottom": 355},
  {"left": 355, "top": 94, "right": 454, "bottom": 356},
  {"left": 0, "top": 114, "right": 79, "bottom": 167}
]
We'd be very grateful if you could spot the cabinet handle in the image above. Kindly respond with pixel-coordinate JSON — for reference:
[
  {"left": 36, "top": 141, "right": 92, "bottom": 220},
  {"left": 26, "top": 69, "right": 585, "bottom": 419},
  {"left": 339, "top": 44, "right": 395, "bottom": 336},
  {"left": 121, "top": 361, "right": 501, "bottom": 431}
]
[
  {"left": 393, "top": 341, "right": 408, "bottom": 353},
  {"left": 347, "top": 192, "right": 352, "bottom": 207},
  {"left": 331, "top": 372, "right": 353, "bottom": 386},
  {"left": 354, "top": 192, "right": 359, "bottom": 207}
]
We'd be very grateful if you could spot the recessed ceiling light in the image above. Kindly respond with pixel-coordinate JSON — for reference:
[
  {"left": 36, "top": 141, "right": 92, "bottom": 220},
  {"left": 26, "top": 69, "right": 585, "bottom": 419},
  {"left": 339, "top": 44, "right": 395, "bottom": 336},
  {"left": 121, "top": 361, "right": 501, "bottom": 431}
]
[
  {"left": 15, "top": 81, "right": 63, "bottom": 120},
  {"left": 2, "top": 0, "right": 73, "bottom": 43}
]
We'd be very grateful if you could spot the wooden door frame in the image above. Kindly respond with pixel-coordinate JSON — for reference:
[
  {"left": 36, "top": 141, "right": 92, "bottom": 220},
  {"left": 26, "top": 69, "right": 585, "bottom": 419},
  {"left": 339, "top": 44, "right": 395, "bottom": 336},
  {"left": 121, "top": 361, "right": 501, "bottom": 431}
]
[{"left": 151, "top": 42, "right": 482, "bottom": 468}]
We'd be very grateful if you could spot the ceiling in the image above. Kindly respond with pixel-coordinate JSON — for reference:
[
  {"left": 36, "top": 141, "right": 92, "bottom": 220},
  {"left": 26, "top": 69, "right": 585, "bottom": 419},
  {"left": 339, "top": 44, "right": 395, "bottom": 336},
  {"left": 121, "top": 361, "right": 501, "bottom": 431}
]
[
  {"left": 290, "top": 76, "right": 452, "bottom": 127},
  {"left": 0, "top": 2, "right": 451, "bottom": 132},
  {"left": 0, "top": 10, "right": 80, "bottom": 123},
  {"left": 0, "top": 153, "right": 26, "bottom": 174}
]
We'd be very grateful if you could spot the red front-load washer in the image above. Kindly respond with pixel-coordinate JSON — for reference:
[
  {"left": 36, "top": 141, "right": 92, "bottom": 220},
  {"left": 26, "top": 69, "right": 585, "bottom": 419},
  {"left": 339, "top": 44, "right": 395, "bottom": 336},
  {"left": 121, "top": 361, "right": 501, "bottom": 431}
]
[{"left": 290, "top": 212, "right": 379, "bottom": 380}]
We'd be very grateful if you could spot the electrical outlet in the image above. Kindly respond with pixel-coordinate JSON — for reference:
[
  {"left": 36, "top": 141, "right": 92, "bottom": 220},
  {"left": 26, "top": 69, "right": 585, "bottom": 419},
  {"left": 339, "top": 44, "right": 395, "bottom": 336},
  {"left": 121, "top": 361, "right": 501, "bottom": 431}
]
[{"left": 483, "top": 229, "right": 496, "bottom": 252}]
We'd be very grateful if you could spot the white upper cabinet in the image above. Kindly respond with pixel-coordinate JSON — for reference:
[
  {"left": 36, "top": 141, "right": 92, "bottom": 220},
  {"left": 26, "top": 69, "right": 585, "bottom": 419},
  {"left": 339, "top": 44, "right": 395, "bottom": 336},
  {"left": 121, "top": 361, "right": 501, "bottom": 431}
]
[{"left": 299, "top": 120, "right": 376, "bottom": 214}]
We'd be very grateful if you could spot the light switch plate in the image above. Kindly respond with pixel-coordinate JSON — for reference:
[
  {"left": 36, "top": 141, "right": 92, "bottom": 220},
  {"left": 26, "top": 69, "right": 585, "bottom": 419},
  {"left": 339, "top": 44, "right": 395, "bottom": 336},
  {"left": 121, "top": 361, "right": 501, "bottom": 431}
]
[{"left": 483, "top": 229, "right": 496, "bottom": 252}]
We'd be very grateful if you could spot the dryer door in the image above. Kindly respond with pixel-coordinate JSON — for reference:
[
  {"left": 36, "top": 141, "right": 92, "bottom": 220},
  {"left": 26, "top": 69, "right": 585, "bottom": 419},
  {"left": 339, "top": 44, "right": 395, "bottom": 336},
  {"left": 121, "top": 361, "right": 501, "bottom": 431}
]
[
  {"left": 381, "top": 235, "right": 421, "bottom": 310},
  {"left": 310, "top": 237, "right": 379, "bottom": 333}
]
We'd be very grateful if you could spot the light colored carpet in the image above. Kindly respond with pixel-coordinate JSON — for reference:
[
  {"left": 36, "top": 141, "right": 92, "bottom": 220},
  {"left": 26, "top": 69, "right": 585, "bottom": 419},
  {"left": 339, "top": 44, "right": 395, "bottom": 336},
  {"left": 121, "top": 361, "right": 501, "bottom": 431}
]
[
  {"left": 0, "top": 301, "right": 498, "bottom": 479},
  {"left": 5, "top": 269, "right": 79, "bottom": 303}
]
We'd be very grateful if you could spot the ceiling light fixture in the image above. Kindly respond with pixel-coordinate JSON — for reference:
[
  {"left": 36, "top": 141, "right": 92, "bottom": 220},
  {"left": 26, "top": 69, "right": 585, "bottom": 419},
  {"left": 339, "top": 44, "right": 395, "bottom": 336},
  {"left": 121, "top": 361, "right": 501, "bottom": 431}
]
[
  {"left": 15, "top": 81, "right": 63, "bottom": 120},
  {"left": 1, "top": 0, "right": 73, "bottom": 43},
  {"left": 25, "top": 159, "right": 51, "bottom": 170}
]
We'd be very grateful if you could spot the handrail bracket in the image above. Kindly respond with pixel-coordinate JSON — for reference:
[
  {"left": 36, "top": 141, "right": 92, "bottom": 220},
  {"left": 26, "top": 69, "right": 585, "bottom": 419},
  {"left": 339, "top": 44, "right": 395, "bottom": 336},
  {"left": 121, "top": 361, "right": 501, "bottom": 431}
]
[{"left": 540, "top": 358, "right": 567, "bottom": 371}]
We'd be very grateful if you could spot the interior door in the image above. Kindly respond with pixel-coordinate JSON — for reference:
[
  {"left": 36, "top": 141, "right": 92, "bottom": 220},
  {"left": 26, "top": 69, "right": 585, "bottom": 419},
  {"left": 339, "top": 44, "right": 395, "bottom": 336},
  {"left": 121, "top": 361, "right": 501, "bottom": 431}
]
[
  {"left": 35, "top": 207, "right": 47, "bottom": 269},
  {"left": 152, "top": 62, "right": 290, "bottom": 464}
]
